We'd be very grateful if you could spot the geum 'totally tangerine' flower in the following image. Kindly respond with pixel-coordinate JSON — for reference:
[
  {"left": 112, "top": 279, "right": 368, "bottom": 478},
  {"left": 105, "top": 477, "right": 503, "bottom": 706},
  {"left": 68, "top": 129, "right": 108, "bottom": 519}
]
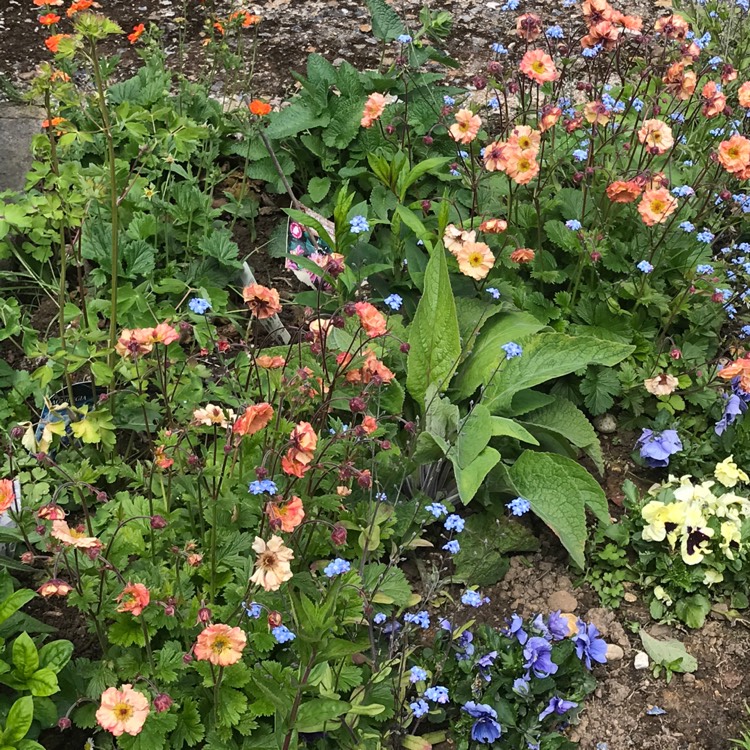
[
  {"left": 116, "top": 583, "right": 150, "bottom": 617},
  {"left": 250, "top": 535, "right": 294, "bottom": 591},
  {"left": 249, "top": 99, "right": 271, "bottom": 116},
  {"left": 194, "top": 623, "right": 247, "bottom": 666},
  {"left": 128, "top": 23, "right": 145, "bottom": 44},
  {"left": 449, "top": 109, "right": 482, "bottom": 144},
  {"left": 519, "top": 49, "right": 558, "bottom": 84},
  {"left": 361, "top": 92, "right": 386, "bottom": 128},
  {"left": 266, "top": 496, "right": 305, "bottom": 533},
  {"left": 637, "top": 188, "right": 678, "bottom": 226},
  {"left": 233, "top": 402, "right": 274, "bottom": 437},
  {"left": 456, "top": 242, "right": 495, "bottom": 281},
  {"left": 242, "top": 284, "right": 281, "bottom": 318},
  {"left": 96, "top": 685, "right": 150, "bottom": 737}
]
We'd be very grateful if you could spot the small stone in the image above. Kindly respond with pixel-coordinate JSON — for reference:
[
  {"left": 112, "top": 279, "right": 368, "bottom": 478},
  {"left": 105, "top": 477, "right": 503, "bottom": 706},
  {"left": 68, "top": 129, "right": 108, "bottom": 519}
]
[
  {"left": 594, "top": 413, "right": 617, "bottom": 434},
  {"left": 548, "top": 590, "right": 578, "bottom": 612},
  {"left": 606, "top": 643, "right": 624, "bottom": 661},
  {"left": 623, "top": 593, "right": 638, "bottom": 603},
  {"left": 634, "top": 651, "right": 649, "bottom": 670},
  {"left": 683, "top": 673, "right": 696, "bottom": 684}
]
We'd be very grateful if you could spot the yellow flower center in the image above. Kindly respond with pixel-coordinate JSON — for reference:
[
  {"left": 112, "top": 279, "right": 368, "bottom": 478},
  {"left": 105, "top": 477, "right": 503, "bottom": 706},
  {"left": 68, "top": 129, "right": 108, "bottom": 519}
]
[
  {"left": 531, "top": 61, "right": 545, "bottom": 73},
  {"left": 468, "top": 252, "right": 484, "bottom": 267},
  {"left": 114, "top": 703, "right": 133, "bottom": 721},
  {"left": 650, "top": 199, "right": 665, "bottom": 213},
  {"left": 518, "top": 136, "right": 531, "bottom": 148},
  {"left": 211, "top": 635, "right": 230, "bottom": 654}
]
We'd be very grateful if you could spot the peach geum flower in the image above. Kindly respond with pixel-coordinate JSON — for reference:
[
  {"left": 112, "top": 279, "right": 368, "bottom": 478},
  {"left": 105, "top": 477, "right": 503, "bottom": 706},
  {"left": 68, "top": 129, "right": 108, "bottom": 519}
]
[
  {"left": 508, "top": 125, "right": 540, "bottom": 153},
  {"left": 718, "top": 356, "right": 750, "bottom": 393},
  {"left": 449, "top": 109, "right": 482, "bottom": 144},
  {"left": 637, "top": 188, "right": 678, "bottom": 226},
  {"left": 353, "top": 302, "right": 387, "bottom": 338},
  {"left": 504, "top": 147, "right": 540, "bottom": 185},
  {"left": 510, "top": 248, "right": 535, "bottom": 263},
  {"left": 483, "top": 141, "right": 507, "bottom": 172},
  {"left": 583, "top": 100, "right": 610, "bottom": 126},
  {"left": 51, "top": 520, "right": 102, "bottom": 550},
  {"left": 151, "top": 322, "right": 179, "bottom": 345},
  {"left": 739, "top": 82, "right": 750, "bottom": 108},
  {"left": 361, "top": 92, "right": 387, "bottom": 128},
  {"left": 266, "top": 496, "right": 305, "bottom": 532},
  {"left": 443, "top": 224, "right": 476, "bottom": 256},
  {"left": 519, "top": 49, "right": 558, "bottom": 84},
  {"left": 0, "top": 479, "right": 15, "bottom": 514},
  {"left": 250, "top": 535, "right": 294, "bottom": 591},
  {"left": 644, "top": 373, "right": 679, "bottom": 396},
  {"left": 194, "top": 623, "right": 247, "bottom": 666},
  {"left": 255, "top": 354, "right": 286, "bottom": 369},
  {"left": 637, "top": 119, "right": 674, "bottom": 154},
  {"left": 117, "top": 583, "right": 150, "bottom": 617},
  {"left": 96, "top": 684, "right": 150, "bottom": 737},
  {"left": 38, "top": 578, "right": 73, "bottom": 597},
  {"left": 233, "top": 402, "right": 274, "bottom": 436},
  {"left": 192, "top": 404, "right": 235, "bottom": 428},
  {"left": 606, "top": 180, "right": 642, "bottom": 203},
  {"left": 718, "top": 135, "right": 750, "bottom": 175},
  {"left": 115, "top": 328, "right": 154, "bottom": 358},
  {"left": 456, "top": 242, "right": 495, "bottom": 280},
  {"left": 479, "top": 218, "right": 507, "bottom": 234},
  {"left": 243, "top": 284, "right": 281, "bottom": 319}
]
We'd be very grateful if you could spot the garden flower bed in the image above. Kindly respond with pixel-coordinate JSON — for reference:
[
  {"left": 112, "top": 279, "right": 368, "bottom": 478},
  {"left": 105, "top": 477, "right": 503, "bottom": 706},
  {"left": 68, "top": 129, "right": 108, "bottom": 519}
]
[{"left": 1, "top": 0, "right": 750, "bottom": 748}]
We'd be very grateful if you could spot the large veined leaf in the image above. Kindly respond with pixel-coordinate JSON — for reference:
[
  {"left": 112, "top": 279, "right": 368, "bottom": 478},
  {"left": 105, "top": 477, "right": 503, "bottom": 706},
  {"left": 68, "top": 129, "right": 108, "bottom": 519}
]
[
  {"left": 264, "top": 101, "right": 330, "bottom": 140},
  {"left": 451, "top": 446, "right": 501, "bottom": 504},
  {"left": 483, "top": 333, "right": 634, "bottom": 413},
  {"left": 509, "top": 451, "right": 610, "bottom": 567},
  {"left": 452, "top": 312, "right": 545, "bottom": 400},
  {"left": 366, "top": 0, "right": 407, "bottom": 40},
  {"left": 406, "top": 249, "right": 461, "bottom": 408},
  {"left": 455, "top": 404, "right": 492, "bottom": 469},
  {"left": 491, "top": 417, "right": 539, "bottom": 445},
  {"left": 520, "top": 398, "right": 603, "bottom": 474}
]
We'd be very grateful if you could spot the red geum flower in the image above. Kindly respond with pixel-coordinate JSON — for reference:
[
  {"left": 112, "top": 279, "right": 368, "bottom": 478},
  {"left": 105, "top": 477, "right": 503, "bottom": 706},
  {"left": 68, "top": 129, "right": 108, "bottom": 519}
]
[
  {"left": 127, "top": 23, "right": 146, "bottom": 43},
  {"left": 39, "top": 13, "right": 61, "bottom": 24}
]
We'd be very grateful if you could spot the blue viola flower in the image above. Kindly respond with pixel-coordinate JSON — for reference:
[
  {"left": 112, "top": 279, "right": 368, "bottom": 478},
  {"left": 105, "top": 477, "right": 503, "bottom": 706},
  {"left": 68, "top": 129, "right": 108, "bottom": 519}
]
[
  {"left": 539, "top": 695, "right": 578, "bottom": 721},
  {"left": 501, "top": 342, "right": 523, "bottom": 359},
  {"left": 476, "top": 651, "right": 497, "bottom": 682},
  {"left": 424, "top": 686, "right": 449, "bottom": 704},
  {"left": 455, "top": 630, "right": 474, "bottom": 661},
  {"left": 531, "top": 614, "right": 551, "bottom": 640},
  {"left": 324, "top": 558, "right": 351, "bottom": 578},
  {"left": 636, "top": 428, "right": 682, "bottom": 467},
  {"left": 547, "top": 610, "right": 571, "bottom": 640},
  {"left": 272, "top": 625, "right": 296, "bottom": 643},
  {"left": 503, "top": 613, "right": 528, "bottom": 645},
  {"left": 572, "top": 620, "right": 608, "bottom": 669},
  {"left": 188, "top": 297, "right": 211, "bottom": 315},
  {"left": 507, "top": 496, "right": 531, "bottom": 516},
  {"left": 512, "top": 676, "right": 530, "bottom": 696},
  {"left": 462, "top": 702, "right": 502, "bottom": 744},
  {"left": 523, "top": 636, "right": 558, "bottom": 678}
]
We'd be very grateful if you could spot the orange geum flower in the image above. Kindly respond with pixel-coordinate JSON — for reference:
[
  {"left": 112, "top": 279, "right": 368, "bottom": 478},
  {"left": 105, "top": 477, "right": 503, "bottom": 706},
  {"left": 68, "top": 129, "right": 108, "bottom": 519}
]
[
  {"left": 266, "top": 496, "right": 305, "bottom": 533},
  {"left": 39, "top": 12, "right": 61, "bottom": 24},
  {"left": 519, "top": 49, "right": 558, "bottom": 84},
  {"left": 242, "top": 283, "right": 281, "bottom": 319},
  {"left": 151, "top": 322, "right": 179, "bottom": 345},
  {"left": 718, "top": 356, "right": 750, "bottom": 393},
  {"left": 34, "top": 0, "right": 64, "bottom": 5},
  {"left": 510, "top": 248, "right": 535, "bottom": 263},
  {"left": 701, "top": 81, "right": 727, "bottom": 118},
  {"left": 250, "top": 535, "right": 294, "bottom": 591},
  {"left": 249, "top": 99, "right": 271, "bottom": 116},
  {"left": 539, "top": 105, "right": 562, "bottom": 132},
  {"left": 504, "top": 147, "right": 540, "bottom": 185},
  {"left": 96, "top": 685, "right": 150, "bottom": 737},
  {"left": 44, "top": 34, "right": 72, "bottom": 53},
  {"left": 66, "top": 0, "right": 93, "bottom": 16},
  {"left": 37, "top": 503, "right": 65, "bottom": 521},
  {"left": 456, "top": 241, "right": 495, "bottom": 281},
  {"left": 255, "top": 354, "right": 286, "bottom": 369},
  {"left": 127, "top": 23, "right": 145, "bottom": 44},
  {"left": 353, "top": 301, "right": 387, "bottom": 338},
  {"left": 116, "top": 583, "right": 150, "bottom": 617},
  {"left": 37, "top": 579, "right": 73, "bottom": 597},
  {"left": 233, "top": 402, "right": 274, "bottom": 437},
  {"left": 637, "top": 188, "right": 678, "bottom": 226},
  {"left": 361, "top": 92, "right": 387, "bottom": 128},
  {"left": 194, "top": 624, "right": 246, "bottom": 666},
  {"left": 154, "top": 445, "right": 174, "bottom": 470},
  {"left": 288, "top": 421, "right": 317, "bottom": 462},
  {"left": 115, "top": 328, "right": 155, "bottom": 358},
  {"left": 483, "top": 140, "right": 508, "bottom": 172},
  {"left": 361, "top": 415, "right": 378, "bottom": 434},
  {"left": 739, "top": 82, "right": 750, "bottom": 108},
  {"left": 637, "top": 119, "right": 674, "bottom": 155},
  {"left": 51, "top": 520, "right": 102, "bottom": 550},
  {"left": 0, "top": 479, "right": 15, "bottom": 514},
  {"left": 606, "top": 179, "right": 642, "bottom": 203},
  {"left": 213, "top": 21, "right": 225, "bottom": 34},
  {"left": 361, "top": 351, "right": 395, "bottom": 385},
  {"left": 479, "top": 218, "right": 508, "bottom": 234},
  {"left": 41, "top": 116, "right": 65, "bottom": 129},
  {"left": 654, "top": 13, "right": 690, "bottom": 40},
  {"left": 583, "top": 100, "right": 611, "bottom": 126},
  {"left": 508, "top": 125, "right": 540, "bottom": 154},
  {"left": 230, "top": 10, "right": 261, "bottom": 26},
  {"left": 449, "top": 109, "right": 482, "bottom": 144},
  {"left": 718, "top": 134, "right": 750, "bottom": 174}
]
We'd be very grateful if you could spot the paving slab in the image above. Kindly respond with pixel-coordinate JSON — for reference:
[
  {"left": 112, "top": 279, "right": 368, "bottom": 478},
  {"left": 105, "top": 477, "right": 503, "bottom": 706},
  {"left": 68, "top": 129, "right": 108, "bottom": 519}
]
[{"left": 0, "top": 103, "right": 43, "bottom": 192}]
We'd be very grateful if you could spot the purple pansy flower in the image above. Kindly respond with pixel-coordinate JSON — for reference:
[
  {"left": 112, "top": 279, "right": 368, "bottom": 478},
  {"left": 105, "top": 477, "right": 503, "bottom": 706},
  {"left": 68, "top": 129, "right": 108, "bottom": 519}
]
[{"left": 635, "top": 428, "right": 682, "bottom": 467}]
